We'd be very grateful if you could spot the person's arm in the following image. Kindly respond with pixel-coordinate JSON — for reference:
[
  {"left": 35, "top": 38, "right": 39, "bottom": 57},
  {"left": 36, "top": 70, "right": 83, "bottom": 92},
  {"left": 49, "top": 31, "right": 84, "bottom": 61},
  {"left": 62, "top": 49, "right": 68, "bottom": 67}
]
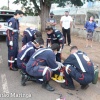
[
  {"left": 63, "top": 54, "right": 75, "bottom": 66},
  {"left": 51, "top": 19, "right": 57, "bottom": 26},
  {"left": 60, "top": 16, "right": 63, "bottom": 28},
  {"left": 7, "top": 20, "right": 15, "bottom": 46},
  {"left": 70, "top": 16, "right": 73, "bottom": 28},
  {"left": 28, "top": 49, "right": 35, "bottom": 58},
  {"left": 46, "top": 18, "right": 53, "bottom": 26},
  {"left": 70, "top": 21, "right": 73, "bottom": 28},
  {"left": 47, "top": 52, "right": 62, "bottom": 71},
  {"left": 94, "top": 22, "right": 97, "bottom": 29},
  {"left": 55, "top": 31, "right": 64, "bottom": 48},
  {"left": 22, "top": 31, "right": 27, "bottom": 46},
  {"left": 84, "top": 21, "right": 88, "bottom": 29},
  {"left": 47, "top": 34, "right": 52, "bottom": 47}
]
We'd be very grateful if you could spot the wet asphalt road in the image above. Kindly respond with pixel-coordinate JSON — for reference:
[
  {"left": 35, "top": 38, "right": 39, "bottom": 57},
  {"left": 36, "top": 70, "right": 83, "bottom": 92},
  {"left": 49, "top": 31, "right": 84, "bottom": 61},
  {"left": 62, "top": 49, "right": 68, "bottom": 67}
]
[{"left": 0, "top": 36, "right": 100, "bottom": 100}]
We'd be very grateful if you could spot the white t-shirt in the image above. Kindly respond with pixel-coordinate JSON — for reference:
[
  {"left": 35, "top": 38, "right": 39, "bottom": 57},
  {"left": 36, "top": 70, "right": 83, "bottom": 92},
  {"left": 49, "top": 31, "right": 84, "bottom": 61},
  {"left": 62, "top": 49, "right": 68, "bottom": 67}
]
[{"left": 60, "top": 15, "right": 73, "bottom": 29}]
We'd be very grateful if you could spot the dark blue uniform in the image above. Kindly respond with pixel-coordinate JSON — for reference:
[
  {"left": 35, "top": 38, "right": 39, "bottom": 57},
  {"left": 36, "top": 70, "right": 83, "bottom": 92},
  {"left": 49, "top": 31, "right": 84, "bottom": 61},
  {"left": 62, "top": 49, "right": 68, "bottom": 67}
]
[
  {"left": 6, "top": 17, "right": 19, "bottom": 69},
  {"left": 26, "top": 48, "right": 59, "bottom": 81},
  {"left": 63, "top": 51, "right": 94, "bottom": 86},
  {"left": 17, "top": 42, "right": 36, "bottom": 72},
  {"left": 47, "top": 29, "right": 64, "bottom": 62},
  {"left": 22, "top": 28, "right": 37, "bottom": 46}
]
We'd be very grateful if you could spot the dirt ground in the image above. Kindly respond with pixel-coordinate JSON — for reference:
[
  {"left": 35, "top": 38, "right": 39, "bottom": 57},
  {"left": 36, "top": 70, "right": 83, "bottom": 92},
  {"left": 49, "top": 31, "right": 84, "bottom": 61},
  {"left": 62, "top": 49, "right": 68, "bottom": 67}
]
[
  {"left": 42, "top": 33, "right": 100, "bottom": 79},
  {"left": 20, "top": 24, "right": 100, "bottom": 78}
]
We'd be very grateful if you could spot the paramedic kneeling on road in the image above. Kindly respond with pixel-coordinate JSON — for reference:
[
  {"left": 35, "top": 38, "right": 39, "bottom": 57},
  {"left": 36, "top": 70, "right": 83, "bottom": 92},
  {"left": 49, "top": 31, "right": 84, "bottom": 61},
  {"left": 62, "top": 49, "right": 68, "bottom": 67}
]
[
  {"left": 61, "top": 46, "right": 94, "bottom": 90},
  {"left": 17, "top": 38, "right": 44, "bottom": 73},
  {"left": 26, "top": 43, "right": 63, "bottom": 91}
]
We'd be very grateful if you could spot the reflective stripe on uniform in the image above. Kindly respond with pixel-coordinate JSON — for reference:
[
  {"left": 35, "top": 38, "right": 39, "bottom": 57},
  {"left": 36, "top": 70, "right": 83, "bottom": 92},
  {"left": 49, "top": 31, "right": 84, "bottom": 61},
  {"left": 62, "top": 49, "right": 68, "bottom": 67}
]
[
  {"left": 73, "top": 53, "right": 86, "bottom": 72},
  {"left": 20, "top": 47, "right": 33, "bottom": 60},
  {"left": 53, "top": 38, "right": 57, "bottom": 40},
  {"left": 8, "top": 60, "right": 14, "bottom": 63},
  {"left": 32, "top": 48, "right": 52, "bottom": 59},
  {"left": 7, "top": 27, "right": 19, "bottom": 32},
  {"left": 15, "top": 58, "right": 17, "bottom": 60},
  {"left": 25, "top": 30, "right": 32, "bottom": 37},
  {"left": 42, "top": 67, "right": 49, "bottom": 76},
  {"left": 59, "top": 37, "right": 63, "bottom": 40},
  {"left": 7, "top": 27, "right": 13, "bottom": 30},
  {"left": 51, "top": 66, "right": 60, "bottom": 71},
  {"left": 65, "top": 64, "right": 71, "bottom": 74}
]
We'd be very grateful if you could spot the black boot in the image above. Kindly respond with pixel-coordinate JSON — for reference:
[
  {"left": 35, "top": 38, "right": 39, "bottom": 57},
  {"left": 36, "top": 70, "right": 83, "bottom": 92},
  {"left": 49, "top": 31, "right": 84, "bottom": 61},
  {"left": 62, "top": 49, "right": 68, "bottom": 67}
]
[
  {"left": 10, "top": 67, "right": 18, "bottom": 71},
  {"left": 81, "top": 84, "right": 89, "bottom": 89},
  {"left": 61, "top": 83, "right": 75, "bottom": 90},
  {"left": 42, "top": 81, "right": 55, "bottom": 91},
  {"left": 21, "top": 73, "right": 29, "bottom": 86},
  {"left": 28, "top": 76, "right": 37, "bottom": 82}
]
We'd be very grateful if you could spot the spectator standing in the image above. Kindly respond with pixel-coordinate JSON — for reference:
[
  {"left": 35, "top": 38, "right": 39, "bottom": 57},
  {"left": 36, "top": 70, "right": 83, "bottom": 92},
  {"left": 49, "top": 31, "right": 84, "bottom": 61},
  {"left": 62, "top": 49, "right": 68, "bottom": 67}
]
[
  {"left": 46, "top": 12, "right": 57, "bottom": 29},
  {"left": 60, "top": 11, "right": 73, "bottom": 46},
  {"left": 84, "top": 16, "right": 97, "bottom": 47}
]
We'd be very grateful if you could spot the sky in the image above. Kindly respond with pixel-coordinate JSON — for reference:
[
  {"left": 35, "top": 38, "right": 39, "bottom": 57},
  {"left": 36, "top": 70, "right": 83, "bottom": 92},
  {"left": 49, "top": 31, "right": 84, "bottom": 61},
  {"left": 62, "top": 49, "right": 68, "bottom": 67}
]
[{"left": 0, "top": 0, "right": 22, "bottom": 10}]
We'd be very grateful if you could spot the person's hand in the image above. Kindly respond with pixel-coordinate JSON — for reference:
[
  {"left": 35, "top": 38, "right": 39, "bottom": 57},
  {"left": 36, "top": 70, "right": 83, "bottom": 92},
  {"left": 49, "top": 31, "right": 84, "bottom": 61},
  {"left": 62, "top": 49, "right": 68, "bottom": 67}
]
[
  {"left": 9, "top": 41, "right": 13, "bottom": 46},
  {"left": 56, "top": 61, "right": 64, "bottom": 69},
  {"left": 48, "top": 43, "right": 51, "bottom": 48},
  {"left": 57, "top": 48, "right": 62, "bottom": 53}
]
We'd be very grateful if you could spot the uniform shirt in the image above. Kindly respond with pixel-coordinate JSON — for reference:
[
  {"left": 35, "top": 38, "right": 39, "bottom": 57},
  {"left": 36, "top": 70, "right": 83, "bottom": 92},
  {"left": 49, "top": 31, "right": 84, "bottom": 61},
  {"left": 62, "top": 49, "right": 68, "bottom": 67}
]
[
  {"left": 63, "top": 51, "right": 94, "bottom": 74},
  {"left": 47, "top": 17, "right": 56, "bottom": 29},
  {"left": 26, "top": 48, "right": 59, "bottom": 74},
  {"left": 47, "top": 29, "right": 64, "bottom": 46},
  {"left": 22, "top": 28, "right": 37, "bottom": 46},
  {"left": 7, "top": 17, "right": 19, "bottom": 41},
  {"left": 60, "top": 15, "right": 73, "bottom": 29},
  {"left": 84, "top": 21, "right": 97, "bottom": 32},
  {"left": 17, "top": 41, "right": 35, "bottom": 64}
]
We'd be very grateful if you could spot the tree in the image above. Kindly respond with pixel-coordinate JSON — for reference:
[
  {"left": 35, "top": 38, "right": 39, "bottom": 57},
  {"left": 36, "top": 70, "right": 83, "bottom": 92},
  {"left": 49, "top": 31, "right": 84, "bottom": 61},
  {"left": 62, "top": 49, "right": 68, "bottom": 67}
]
[
  {"left": 13, "top": 0, "right": 83, "bottom": 31},
  {"left": 1, "top": 6, "right": 8, "bottom": 10}
]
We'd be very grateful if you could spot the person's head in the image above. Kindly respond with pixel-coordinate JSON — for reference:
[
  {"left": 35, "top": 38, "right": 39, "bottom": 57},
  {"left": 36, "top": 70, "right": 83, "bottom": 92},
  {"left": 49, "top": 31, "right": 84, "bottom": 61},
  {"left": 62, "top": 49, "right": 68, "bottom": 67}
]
[
  {"left": 70, "top": 46, "right": 78, "bottom": 54},
  {"left": 33, "top": 37, "right": 44, "bottom": 48},
  {"left": 45, "top": 26, "right": 53, "bottom": 34},
  {"left": 51, "top": 43, "right": 60, "bottom": 55},
  {"left": 65, "top": 11, "right": 69, "bottom": 16},
  {"left": 14, "top": 10, "right": 24, "bottom": 19},
  {"left": 35, "top": 31, "right": 42, "bottom": 38},
  {"left": 89, "top": 16, "right": 94, "bottom": 21},
  {"left": 50, "top": 12, "right": 54, "bottom": 18}
]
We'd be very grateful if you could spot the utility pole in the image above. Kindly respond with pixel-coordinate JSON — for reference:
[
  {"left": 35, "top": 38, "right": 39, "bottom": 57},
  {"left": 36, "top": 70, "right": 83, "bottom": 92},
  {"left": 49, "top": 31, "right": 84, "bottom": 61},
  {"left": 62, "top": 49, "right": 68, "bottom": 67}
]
[{"left": 8, "top": 0, "right": 9, "bottom": 10}]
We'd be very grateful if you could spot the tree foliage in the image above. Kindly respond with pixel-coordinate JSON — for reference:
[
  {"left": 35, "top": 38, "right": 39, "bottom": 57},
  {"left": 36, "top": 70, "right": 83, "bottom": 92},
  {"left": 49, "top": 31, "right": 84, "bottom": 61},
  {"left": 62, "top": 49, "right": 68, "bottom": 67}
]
[
  {"left": 13, "top": 0, "right": 83, "bottom": 31},
  {"left": 13, "top": 0, "right": 83, "bottom": 16},
  {"left": 1, "top": 6, "right": 8, "bottom": 10}
]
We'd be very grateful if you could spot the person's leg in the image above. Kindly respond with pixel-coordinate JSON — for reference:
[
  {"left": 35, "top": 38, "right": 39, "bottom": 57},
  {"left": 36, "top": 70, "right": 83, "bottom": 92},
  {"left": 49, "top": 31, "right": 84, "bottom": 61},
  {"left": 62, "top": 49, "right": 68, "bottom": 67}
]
[
  {"left": 14, "top": 39, "right": 19, "bottom": 68},
  {"left": 27, "top": 66, "right": 55, "bottom": 91},
  {"left": 8, "top": 46, "right": 18, "bottom": 71},
  {"left": 62, "top": 28, "right": 67, "bottom": 44},
  {"left": 18, "top": 62, "right": 26, "bottom": 73},
  {"left": 90, "top": 32, "right": 93, "bottom": 47},
  {"left": 86, "top": 33, "right": 89, "bottom": 47},
  {"left": 90, "top": 39, "right": 93, "bottom": 47},
  {"left": 61, "top": 65, "right": 88, "bottom": 90},
  {"left": 61, "top": 67, "right": 75, "bottom": 90},
  {"left": 67, "top": 66, "right": 87, "bottom": 84},
  {"left": 66, "top": 28, "right": 71, "bottom": 46},
  {"left": 86, "top": 39, "right": 89, "bottom": 47}
]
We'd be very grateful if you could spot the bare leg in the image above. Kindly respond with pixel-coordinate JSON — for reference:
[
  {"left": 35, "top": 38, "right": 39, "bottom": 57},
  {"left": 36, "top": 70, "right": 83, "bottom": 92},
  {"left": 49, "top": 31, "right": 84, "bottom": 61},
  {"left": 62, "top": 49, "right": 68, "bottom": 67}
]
[
  {"left": 86, "top": 39, "right": 89, "bottom": 47},
  {"left": 90, "top": 39, "right": 93, "bottom": 47}
]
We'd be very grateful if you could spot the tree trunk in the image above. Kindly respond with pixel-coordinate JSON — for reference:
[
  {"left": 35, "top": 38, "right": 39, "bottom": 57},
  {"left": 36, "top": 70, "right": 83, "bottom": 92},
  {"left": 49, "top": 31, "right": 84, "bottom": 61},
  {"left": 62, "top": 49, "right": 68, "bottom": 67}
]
[{"left": 40, "top": 1, "right": 51, "bottom": 32}]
